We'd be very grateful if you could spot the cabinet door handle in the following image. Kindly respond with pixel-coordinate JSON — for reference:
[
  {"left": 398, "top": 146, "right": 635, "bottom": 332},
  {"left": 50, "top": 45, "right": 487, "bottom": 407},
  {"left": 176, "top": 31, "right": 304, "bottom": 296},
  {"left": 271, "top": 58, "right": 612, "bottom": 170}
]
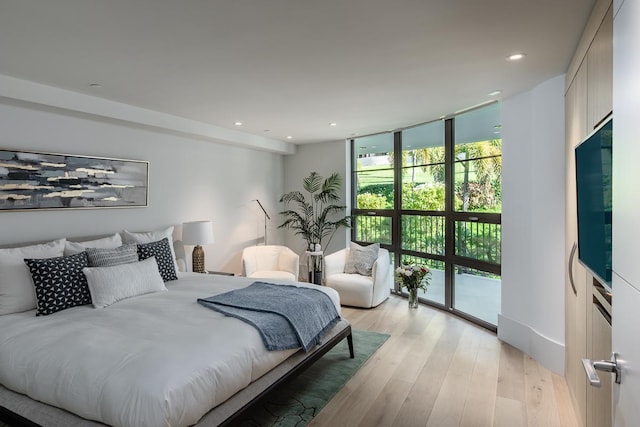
[{"left": 568, "top": 242, "right": 578, "bottom": 296}]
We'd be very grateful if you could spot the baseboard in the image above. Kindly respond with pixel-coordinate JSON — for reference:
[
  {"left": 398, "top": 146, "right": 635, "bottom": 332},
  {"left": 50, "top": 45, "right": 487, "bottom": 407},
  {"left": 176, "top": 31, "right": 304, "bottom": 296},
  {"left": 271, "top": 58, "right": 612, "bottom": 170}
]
[{"left": 497, "top": 314, "right": 565, "bottom": 375}]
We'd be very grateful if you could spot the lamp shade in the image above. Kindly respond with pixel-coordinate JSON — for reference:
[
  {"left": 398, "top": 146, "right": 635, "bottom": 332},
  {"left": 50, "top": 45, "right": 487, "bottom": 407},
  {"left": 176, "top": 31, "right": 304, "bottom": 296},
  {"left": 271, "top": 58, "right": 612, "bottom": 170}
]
[{"left": 182, "top": 221, "right": 215, "bottom": 246}]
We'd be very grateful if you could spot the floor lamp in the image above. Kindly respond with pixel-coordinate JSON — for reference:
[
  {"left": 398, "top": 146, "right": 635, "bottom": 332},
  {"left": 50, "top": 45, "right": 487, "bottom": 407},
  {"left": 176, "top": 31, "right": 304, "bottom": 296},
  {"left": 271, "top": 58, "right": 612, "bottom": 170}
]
[
  {"left": 252, "top": 199, "right": 270, "bottom": 245},
  {"left": 182, "top": 221, "right": 215, "bottom": 273}
]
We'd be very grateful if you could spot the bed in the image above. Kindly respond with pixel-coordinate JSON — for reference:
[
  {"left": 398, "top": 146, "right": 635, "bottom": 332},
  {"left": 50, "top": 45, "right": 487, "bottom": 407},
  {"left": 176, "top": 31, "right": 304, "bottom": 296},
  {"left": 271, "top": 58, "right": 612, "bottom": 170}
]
[{"left": 0, "top": 240, "right": 352, "bottom": 427}]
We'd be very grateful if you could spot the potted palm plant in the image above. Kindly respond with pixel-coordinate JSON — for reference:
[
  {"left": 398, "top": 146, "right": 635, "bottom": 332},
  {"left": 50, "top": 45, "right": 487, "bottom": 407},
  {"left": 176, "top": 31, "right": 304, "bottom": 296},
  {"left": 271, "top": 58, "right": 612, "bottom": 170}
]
[{"left": 278, "top": 172, "right": 350, "bottom": 284}]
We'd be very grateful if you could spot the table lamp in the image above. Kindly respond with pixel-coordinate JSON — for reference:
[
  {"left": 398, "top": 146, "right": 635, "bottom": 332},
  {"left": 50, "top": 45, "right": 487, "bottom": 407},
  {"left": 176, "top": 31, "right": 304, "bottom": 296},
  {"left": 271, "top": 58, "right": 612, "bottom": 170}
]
[{"left": 182, "top": 221, "right": 215, "bottom": 273}]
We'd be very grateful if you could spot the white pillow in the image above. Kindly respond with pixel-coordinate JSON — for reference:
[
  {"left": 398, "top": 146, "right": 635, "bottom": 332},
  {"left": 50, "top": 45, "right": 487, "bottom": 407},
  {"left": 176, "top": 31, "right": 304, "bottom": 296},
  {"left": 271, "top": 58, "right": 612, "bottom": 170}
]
[
  {"left": 121, "top": 226, "right": 178, "bottom": 270},
  {"left": 83, "top": 257, "right": 167, "bottom": 308},
  {"left": 0, "top": 239, "right": 66, "bottom": 315},
  {"left": 64, "top": 233, "right": 123, "bottom": 256}
]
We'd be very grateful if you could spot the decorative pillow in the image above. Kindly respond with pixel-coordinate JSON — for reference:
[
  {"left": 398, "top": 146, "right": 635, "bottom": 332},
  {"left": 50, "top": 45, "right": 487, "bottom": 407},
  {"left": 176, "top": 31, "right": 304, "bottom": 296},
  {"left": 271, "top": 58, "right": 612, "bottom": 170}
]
[
  {"left": 136, "top": 238, "right": 178, "bottom": 282},
  {"left": 86, "top": 244, "right": 138, "bottom": 267},
  {"left": 344, "top": 242, "right": 380, "bottom": 276},
  {"left": 83, "top": 257, "right": 167, "bottom": 308},
  {"left": 24, "top": 252, "right": 92, "bottom": 316},
  {"left": 63, "top": 233, "right": 123, "bottom": 256},
  {"left": 0, "top": 238, "right": 66, "bottom": 315},
  {"left": 121, "top": 226, "right": 178, "bottom": 270}
]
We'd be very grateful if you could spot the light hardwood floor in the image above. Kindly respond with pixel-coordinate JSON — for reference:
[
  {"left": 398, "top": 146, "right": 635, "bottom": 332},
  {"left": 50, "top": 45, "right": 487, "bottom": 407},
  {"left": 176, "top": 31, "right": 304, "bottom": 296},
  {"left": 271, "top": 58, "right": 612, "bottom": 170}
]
[{"left": 310, "top": 295, "right": 580, "bottom": 427}]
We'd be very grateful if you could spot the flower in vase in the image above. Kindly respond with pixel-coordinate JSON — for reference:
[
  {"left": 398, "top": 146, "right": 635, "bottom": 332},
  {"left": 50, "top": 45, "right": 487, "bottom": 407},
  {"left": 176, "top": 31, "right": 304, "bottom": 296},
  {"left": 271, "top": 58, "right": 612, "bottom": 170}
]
[{"left": 395, "top": 264, "right": 431, "bottom": 292}]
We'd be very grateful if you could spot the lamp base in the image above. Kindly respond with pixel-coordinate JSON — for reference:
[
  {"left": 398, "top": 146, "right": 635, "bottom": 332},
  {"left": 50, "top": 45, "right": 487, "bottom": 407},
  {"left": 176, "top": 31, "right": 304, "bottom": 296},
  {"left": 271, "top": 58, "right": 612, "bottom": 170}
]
[{"left": 192, "top": 245, "right": 205, "bottom": 273}]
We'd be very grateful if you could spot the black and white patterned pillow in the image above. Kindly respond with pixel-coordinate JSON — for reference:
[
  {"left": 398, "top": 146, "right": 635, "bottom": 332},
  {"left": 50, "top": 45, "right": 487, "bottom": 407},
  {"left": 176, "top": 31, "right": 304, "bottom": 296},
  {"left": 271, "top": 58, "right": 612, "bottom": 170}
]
[
  {"left": 24, "top": 252, "right": 92, "bottom": 316},
  {"left": 137, "top": 238, "right": 178, "bottom": 282},
  {"left": 344, "top": 242, "right": 380, "bottom": 276},
  {"left": 86, "top": 244, "right": 138, "bottom": 267}
]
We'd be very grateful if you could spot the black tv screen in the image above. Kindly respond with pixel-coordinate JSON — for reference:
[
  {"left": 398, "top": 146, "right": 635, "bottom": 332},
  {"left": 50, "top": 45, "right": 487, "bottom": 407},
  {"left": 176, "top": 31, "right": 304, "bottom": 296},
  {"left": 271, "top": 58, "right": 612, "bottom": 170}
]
[{"left": 575, "top": 117, "right": 612, "bottom": 287}]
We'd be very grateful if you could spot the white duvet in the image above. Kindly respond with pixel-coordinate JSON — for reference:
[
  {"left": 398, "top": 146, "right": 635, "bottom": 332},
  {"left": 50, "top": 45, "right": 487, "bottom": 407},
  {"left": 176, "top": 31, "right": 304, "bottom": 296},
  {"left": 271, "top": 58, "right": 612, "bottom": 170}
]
[{"left": 0, "top": 273, "right": 341, "bottom": 427}]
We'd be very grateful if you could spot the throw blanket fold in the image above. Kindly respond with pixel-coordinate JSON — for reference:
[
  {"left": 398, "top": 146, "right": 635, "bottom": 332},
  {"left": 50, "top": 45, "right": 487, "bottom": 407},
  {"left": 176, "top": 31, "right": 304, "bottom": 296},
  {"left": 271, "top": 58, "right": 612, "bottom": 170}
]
[{"left": 197, "top": 282, "right": 340, "bottom": 352}]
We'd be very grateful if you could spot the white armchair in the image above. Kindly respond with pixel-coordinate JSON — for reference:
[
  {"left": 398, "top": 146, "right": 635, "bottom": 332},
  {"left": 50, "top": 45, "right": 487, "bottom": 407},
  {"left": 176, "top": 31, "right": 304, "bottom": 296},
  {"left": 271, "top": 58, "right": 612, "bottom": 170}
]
[
  {"left": 241, "top": 245, "right": 300, "bottom": 281},
  {"left": 324, "top": 247, "right": 391, "bottom": 308}
]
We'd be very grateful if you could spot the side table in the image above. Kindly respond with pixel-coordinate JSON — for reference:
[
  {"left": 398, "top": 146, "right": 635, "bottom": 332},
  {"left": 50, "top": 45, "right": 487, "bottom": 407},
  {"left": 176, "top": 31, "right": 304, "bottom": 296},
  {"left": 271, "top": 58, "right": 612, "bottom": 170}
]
[{"left": 305, "top": 250, "right": 323, "bottom": 285}]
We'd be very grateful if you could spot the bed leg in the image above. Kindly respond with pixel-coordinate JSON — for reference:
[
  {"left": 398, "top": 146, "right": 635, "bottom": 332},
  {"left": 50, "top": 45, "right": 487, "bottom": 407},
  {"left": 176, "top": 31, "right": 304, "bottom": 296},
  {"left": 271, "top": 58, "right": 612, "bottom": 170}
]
[{"left": 347, "top": 332, "right": 354, "bottom": 359}]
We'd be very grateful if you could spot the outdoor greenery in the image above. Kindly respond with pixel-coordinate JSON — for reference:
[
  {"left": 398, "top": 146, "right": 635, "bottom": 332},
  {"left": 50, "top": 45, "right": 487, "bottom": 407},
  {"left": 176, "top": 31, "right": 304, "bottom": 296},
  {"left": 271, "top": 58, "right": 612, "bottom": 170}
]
[
  {"left": 354, "top": 138, "right": 502, "bottom": 267},
  {"left": 356, "top": 140, "right": 502, "bottom": 213}
]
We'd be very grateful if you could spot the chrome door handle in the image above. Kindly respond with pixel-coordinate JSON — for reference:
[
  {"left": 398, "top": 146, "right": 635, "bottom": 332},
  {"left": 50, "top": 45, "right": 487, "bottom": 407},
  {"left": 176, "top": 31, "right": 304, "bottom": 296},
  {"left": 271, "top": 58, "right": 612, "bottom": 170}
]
[{"left": 582, "top": 352, "right": 621, "bottom": 387}]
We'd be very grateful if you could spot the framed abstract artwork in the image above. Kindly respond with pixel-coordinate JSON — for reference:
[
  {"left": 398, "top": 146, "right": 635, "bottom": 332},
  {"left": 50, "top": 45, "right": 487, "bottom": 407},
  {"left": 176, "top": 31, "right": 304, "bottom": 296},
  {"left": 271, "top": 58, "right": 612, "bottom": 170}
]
[{"left": 0, "top": 149, "right": 149, "bottom": 211}]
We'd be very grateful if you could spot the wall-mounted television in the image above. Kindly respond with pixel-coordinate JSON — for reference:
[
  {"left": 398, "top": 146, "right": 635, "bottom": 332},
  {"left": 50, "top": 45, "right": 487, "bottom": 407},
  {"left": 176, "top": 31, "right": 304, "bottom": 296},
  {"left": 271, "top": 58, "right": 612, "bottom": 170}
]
[{"left": 575, "top": 116, "right": 612, "bottom": 289}]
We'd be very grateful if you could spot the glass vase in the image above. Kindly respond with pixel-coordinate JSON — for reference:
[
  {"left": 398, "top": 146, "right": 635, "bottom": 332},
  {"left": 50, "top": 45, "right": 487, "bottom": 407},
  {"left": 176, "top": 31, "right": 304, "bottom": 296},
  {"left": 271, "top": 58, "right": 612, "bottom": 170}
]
[{"left": 408, "top": 288, "right": 419, "bottom": 309}]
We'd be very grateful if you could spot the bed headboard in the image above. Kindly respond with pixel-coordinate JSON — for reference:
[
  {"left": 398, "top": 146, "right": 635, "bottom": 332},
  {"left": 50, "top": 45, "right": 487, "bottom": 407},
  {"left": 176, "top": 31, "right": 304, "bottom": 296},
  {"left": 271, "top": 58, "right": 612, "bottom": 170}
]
[
  {"left": 0, "top": 235, "right": 187, "bottom": 272},
  {"left": 0, "top": 234, "right": 114, "bottom": 249}
]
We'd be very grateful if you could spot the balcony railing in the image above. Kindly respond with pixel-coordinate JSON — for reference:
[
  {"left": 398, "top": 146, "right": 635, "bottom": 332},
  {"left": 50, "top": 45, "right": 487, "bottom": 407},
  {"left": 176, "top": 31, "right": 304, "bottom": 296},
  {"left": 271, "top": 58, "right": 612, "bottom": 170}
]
[
  {"left": 401, "top": 214, "right": 445, "bottom": 255},
  {"left": 455, "top": 220, "right": 501, "bottom": 265},
  {"left": 355, "top": 213, "right": 500, "bottom": 267},
  {"left": 354, "top": 215, "right": 392, "bottom": 245}
]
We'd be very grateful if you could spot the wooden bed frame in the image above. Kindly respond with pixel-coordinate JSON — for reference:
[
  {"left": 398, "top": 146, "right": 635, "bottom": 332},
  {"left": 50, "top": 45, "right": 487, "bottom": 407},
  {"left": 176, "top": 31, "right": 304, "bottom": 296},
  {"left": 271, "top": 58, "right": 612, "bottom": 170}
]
[{"left": 0, "top": 312, "right": 353, "bottom": 427}]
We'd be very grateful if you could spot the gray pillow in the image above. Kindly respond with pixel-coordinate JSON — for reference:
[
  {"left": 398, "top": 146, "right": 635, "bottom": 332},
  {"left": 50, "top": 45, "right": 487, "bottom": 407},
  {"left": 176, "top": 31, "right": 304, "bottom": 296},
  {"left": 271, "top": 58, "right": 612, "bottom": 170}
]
[
  {"left": 86, "top": 244, "right": 138, "bottom": 267},
  {"left": 83, "top": 257, "right": 167, "bottom": 308},
  {"left": 344, "top": 242, "right": 380, "bottom": 276}
]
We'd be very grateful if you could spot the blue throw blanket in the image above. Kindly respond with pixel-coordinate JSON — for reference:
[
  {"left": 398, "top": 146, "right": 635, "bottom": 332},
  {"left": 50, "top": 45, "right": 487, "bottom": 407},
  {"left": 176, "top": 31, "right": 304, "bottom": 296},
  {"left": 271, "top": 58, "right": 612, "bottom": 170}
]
[{"left": 197, "top": 282, "right": 340, "bottom": 352}]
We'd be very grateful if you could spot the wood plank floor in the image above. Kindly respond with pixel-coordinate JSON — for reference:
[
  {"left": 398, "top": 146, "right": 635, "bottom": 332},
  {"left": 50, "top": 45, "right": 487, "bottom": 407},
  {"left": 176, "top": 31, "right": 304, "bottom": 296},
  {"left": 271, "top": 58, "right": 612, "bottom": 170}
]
[{"left": 310, "top": 295, "right": 580, "bottom": 427}]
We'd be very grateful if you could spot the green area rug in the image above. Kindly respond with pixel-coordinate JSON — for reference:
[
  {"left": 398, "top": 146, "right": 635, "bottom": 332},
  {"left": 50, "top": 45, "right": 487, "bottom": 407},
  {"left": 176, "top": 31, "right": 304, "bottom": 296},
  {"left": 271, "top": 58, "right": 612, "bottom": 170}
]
[{"left": 235, "top": 329, "right": 389, "bottom": 427}]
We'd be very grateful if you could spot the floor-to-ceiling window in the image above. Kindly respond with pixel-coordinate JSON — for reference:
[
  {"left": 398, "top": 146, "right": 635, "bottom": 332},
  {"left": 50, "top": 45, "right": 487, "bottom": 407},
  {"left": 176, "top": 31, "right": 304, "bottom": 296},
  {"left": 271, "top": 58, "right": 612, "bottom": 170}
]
[
  {"left": 351, "top": 102, "right": 501, "bottom": 330},
  {"left": 400, "top": 119, "right": 446, "bottom": 306}
]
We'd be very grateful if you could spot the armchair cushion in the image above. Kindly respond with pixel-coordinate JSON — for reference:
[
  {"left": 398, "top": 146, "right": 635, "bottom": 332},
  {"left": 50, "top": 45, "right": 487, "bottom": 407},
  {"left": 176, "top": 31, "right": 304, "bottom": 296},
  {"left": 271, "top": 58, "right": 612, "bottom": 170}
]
[
  {"left": 241, "top": 245, "right": 300, "bottom": 281},
  {"left": 344, "top": 242, "right": 380, "bottom": 276},
  {"left": 249, "top": 270, "right": 297, "bottom": 281}
]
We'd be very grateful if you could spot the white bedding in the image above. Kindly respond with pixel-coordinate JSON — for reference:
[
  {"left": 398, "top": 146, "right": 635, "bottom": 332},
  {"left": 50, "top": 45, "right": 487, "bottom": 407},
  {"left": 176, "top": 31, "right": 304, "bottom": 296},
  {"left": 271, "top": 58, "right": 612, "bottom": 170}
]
[{"left": 0, "top": 273, "right": 341, "bottom": 427}]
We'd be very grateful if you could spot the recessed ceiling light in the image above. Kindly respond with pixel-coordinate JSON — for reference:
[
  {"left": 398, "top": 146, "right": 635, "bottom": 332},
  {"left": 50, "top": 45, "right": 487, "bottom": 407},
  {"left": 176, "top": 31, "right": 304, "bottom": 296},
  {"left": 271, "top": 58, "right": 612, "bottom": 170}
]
[
  {"left": 89, "top": 83, "right": 102, "bottom": 88},
  {"left": 234, "top": 122, "right": 242, "bottom": 126},
  {"left": 507, "top": 53, "right": 525, "bottom": 61},
  {"left": 488, "top": 90, "right": 502, "bottom": 96},
  {"left": 286, "top": 136, "right": 293, "bottom": 139},
  {"left": 329, "top": 122, "right": 337, "bottom": 127}
]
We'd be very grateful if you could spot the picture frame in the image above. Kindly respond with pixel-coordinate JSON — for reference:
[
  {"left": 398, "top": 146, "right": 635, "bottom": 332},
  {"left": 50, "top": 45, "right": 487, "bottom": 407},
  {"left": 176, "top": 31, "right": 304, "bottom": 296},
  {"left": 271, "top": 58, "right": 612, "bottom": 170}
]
[{"left": 0, "top": 149, "right": 149, "bottom": 211}]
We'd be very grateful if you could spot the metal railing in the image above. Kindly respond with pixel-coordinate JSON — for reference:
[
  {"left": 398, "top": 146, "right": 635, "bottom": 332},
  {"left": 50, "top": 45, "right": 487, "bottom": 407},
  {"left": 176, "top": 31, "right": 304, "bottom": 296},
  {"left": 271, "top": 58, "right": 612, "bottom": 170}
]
[
  {"left": 455, "top": 220, "right": 501, "bottom": 265},
  {"left": 401, "top": 214, "right": 445, "bottom": 255},
  {"left": 354, "top": 215, "right": 392, "bottom": 245}
]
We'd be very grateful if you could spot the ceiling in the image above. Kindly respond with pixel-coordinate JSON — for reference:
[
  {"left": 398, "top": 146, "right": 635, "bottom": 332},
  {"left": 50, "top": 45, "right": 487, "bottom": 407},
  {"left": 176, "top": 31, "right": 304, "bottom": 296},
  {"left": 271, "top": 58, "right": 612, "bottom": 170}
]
[{"left": 0, "top": 0, "right": 595, "bottom": 145}]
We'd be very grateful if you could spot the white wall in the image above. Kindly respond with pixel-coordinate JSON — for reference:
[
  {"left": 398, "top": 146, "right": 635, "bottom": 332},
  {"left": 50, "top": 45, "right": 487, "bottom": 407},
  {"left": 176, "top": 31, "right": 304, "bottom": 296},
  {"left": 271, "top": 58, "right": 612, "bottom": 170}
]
[
  {"left": 499, "top": 74, "right": 567, "bottom": 374},
  {"left": 612, "top": 0, "right": 640, "bottom": 293},
  {"left": 612, "top": 0, "right": 640, "bottom": 421},
  {"left": 0, "top": 99, "right": 286, "bottom": 275},
  {"left": 282, "top": 140, "right": 350, "bottom": 277}
]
